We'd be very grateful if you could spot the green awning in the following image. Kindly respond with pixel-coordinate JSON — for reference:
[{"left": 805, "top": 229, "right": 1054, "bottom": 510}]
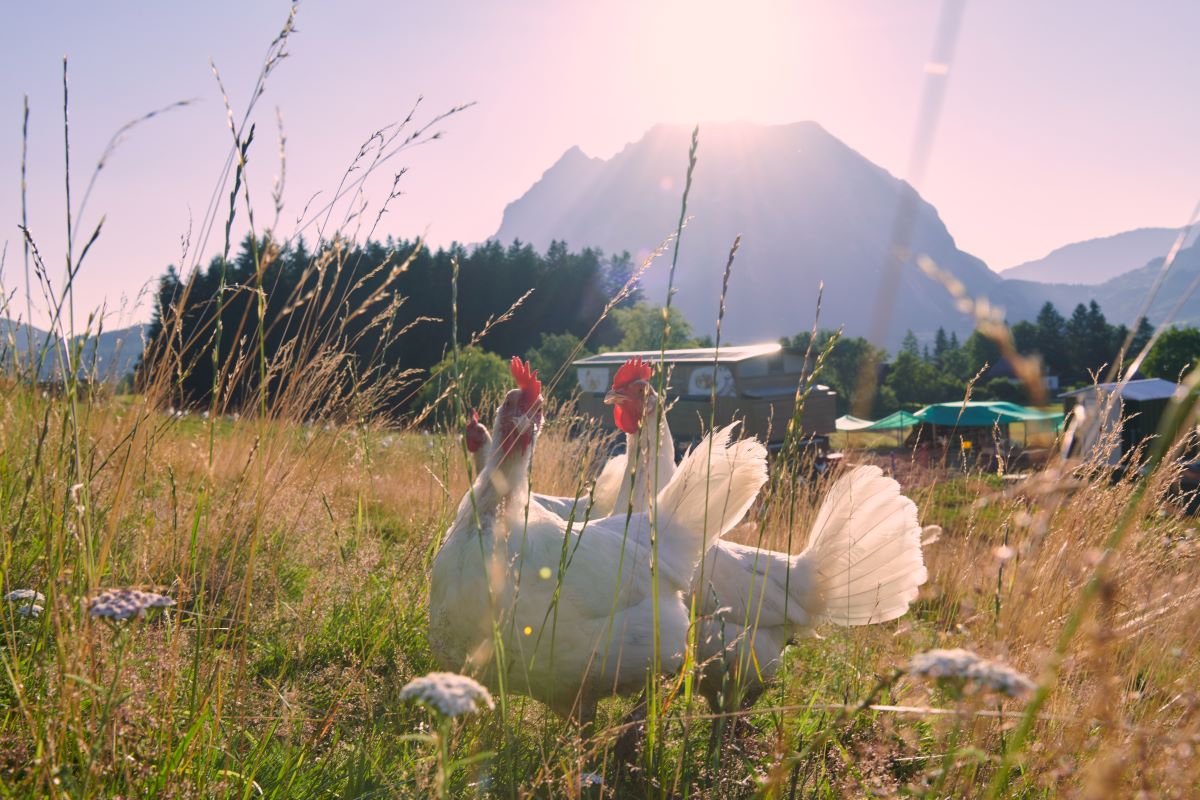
[
  {"left": 913, "top": 401, "right": 1063, "bottom": 428},
  {"left": 835, "top": 410, "right": 921, "bottom": 432}
]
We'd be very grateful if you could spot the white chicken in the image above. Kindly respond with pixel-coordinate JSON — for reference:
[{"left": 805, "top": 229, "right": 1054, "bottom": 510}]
[
  {"left": 591, "top": 361, "right": 929, "bottom": 712},
  {"left": 430, "top": 357, "right": 768, "bottom": 723}
]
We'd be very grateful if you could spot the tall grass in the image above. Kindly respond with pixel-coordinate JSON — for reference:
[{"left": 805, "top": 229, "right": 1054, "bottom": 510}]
[{"left": 5, "top": 6, "right": 1200, "bottom": 799}]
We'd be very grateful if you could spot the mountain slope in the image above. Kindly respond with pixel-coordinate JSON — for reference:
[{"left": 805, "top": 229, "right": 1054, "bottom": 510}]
[
  {"left": 1003, "top": 227, "right": 1198, "bottom": 284},
  {"left": 0, "top": 319, "right": 145, "bottom": 382},
  {"left": 494, "top": 122, "right": 1017, "bottom": 348},
  {"left": 998, "top": 237, "right": 1200, "bottom": 331}
]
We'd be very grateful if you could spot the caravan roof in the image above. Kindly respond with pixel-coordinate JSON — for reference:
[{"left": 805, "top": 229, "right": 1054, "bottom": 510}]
[
  {"left": 1058, "top": 378, "right": 1177, "bottom": 402},
  {"left": 572, "top": 342, "right": 785, "bottom": 367}
]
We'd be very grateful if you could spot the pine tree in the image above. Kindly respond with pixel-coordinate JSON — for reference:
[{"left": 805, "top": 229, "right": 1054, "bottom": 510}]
[
  {"left": 1129, "top": 316, "right": 1155, "bottom": 357},
  {"left": 933, "top": 327, "right": 949, "bottom": 362},
  {"left": 1034, "top": 301, "right": 1068, "bottom": 379}
]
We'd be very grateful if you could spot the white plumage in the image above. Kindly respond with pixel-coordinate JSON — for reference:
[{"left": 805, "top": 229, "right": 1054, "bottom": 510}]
[
  {"left": 430, "top": 362, "right": 768, "bottom": 722},
  {"left": 536, "top": 357, "right": 929, "bottom": 711},
  {"left": 694, "top": 465, "right": 927, "bottom": 709},
  {"left": 442, "top": 357, "right": 928, "bottom": 720}
]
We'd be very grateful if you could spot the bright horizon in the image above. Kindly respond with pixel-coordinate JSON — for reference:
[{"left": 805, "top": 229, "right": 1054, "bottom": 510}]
[{"left": 3, "top": 1, "right": 1200, "bottom": 329}]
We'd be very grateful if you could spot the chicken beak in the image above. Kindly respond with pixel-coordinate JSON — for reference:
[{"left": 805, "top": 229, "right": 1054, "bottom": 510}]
[{"left": 603, "top": 388, "right": 624, "bottom": 405}]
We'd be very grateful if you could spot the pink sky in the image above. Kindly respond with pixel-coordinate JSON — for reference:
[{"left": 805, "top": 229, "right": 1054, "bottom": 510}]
[{"left": 3, "top": 1, "right": 1199, "bottom": 328}]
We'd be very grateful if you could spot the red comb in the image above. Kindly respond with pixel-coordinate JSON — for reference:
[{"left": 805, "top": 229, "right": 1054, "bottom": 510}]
[
  {"left": 510, "top": 356, "right": 541, "bottom": 408},
  {"left": 612, "top": 357, "right": 653, "bottom": 389},
  {"left": 470, "top": 408, "right": 480, "bottom": 425}
]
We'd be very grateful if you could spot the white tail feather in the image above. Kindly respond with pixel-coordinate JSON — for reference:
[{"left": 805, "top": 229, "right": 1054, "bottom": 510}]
[
  {"left": 654, "top": 423, "right": 768, "bottom": 571},
  {"left": 590, "top": 451, "right": 628, "bottom": 517},
  {"left": 794, "top": 465, "right": 927, "bottom": 626}
]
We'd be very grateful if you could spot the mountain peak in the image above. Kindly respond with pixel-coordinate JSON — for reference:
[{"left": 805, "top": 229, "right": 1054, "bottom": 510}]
[
  {"left": 556, "top": 143, "right": 593, "bottom": 163},
  {"left": 493, "top": 121, "right": 1000, "bottom": 347}
]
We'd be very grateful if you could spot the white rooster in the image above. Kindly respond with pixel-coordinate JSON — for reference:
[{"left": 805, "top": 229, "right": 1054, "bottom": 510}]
[
  {"left": 591, "top": 360, "right": 929, "bottom": 712},
  {"left": 430, "top": 357, "right": 768, "bottom": 723}
]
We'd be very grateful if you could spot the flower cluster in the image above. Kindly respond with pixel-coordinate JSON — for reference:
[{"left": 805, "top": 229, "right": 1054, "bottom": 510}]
[
  {"left": 400, "top": 671, "right": 495, "bottom": 717},
  {"left": 908, "top": 648, "right": 1035, "bottom": 698},
  {"left": 88, "top": 589, "right": 175, "bottom": 621},
  {"left": 4, "top": 589, "right": 44, "bottom": 618}
]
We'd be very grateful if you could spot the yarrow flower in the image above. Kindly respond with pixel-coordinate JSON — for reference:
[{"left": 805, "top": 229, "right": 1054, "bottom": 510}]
[
  {"left": 908, "top": 648, "right": 1035, "bottom": 698},
  {"left": 400, "top": 671, "right": 495, "bottom": 717},
  {"left": 88, "top": 589, "right": 175, "bottom": 621},
  {"left": 4, "top": 590, "right": 45, "bottom": 618},
  {"left": 4, "top": 590, "right": 45, "bottom": 604}
]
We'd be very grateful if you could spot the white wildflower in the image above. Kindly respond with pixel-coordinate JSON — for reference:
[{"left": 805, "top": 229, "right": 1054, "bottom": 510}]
[
  {"left": 400, "top": 671, "right": 494, "bottom": 717},
  {"left": 17, "top": 604, "right": 43, "bottom": 617},
  {"left": 908, "top": 648, "right": 1035, "bottom": 698},
  {"left": 4, "top": 589, "right": 45, "bottom": 604},
  {"left": 88, "top": 589, "right": 175, "bottom": 621}
]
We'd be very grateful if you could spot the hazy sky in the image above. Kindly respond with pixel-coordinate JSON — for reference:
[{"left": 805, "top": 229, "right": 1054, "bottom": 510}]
[{"left": 3, "top": 1, "right": 1199, "bottom": 328}]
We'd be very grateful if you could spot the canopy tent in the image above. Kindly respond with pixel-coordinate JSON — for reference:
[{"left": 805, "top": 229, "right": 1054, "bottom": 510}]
[
  {"left": 836, "top": 411, "right": 921, "bottom": 432},
  {"left": 837, "top": 402, "right": 1064, "bottom": 451},
  {"left": 913, "top": 401, "right": 1063, "bottom": 428}
]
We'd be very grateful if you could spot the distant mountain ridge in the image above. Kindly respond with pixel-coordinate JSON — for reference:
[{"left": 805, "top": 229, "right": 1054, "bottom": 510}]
[
  {"left": 0, "top": 319, "right": 145, "bottom": 382},
  {"left": 495, "top": 121, "right": 1018, "bottom": 348},
  {"left": 493, "top": 122, "right": 1200, "bottom": 346},
  {"left": 1003, "top": 227, "right": 1198, "bottom": 284}
]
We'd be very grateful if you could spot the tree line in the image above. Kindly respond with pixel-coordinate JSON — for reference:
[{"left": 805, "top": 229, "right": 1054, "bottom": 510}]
[
  {"left": 140, "top": 235, "right": 707, "bottom": 417},
  {"left": 142, "top": 233, "right": 1200, "bottom": 421},
  {"left": 787, "top": 300, "right": 1166, "bottom": 415}
]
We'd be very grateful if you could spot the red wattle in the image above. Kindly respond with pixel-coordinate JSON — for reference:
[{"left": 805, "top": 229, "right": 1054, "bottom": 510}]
[{"left": 613, "top": 402, "right": 643, "bottom": 434}]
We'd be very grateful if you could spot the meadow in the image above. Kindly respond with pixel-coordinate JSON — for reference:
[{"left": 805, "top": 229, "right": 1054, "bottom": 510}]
[{"left": 2, "top": 371, "right": 1200, "bottom": 797}]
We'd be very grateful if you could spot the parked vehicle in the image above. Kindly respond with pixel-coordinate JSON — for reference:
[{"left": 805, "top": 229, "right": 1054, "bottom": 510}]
[{"left": 572, "top": 343, "right": 837, "bottom": 453}]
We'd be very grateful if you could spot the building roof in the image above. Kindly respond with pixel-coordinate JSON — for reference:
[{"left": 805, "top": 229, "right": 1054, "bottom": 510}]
[
  {"left": 1058, "top": 378, "right": 1178, "bottom": 402},
  {"left": 572, "top": 342, "right": 787, "bottom": 366}
]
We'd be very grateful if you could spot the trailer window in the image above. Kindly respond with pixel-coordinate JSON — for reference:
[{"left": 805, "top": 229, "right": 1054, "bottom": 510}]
[{"left": 740, "top": 358, "right": 767, "bottom": 378}]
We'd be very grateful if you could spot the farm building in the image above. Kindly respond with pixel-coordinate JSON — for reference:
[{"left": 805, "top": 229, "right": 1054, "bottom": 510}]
[
  {"left": 1060, "top": 378, "right": 1178, "bottom": 465},
  {"left": 572, "top": 343, "right": 837, "bottom": 448}
]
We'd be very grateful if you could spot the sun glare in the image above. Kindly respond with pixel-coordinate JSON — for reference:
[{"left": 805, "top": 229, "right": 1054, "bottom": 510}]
[{"left": 633, "top": 1, "right": 819, "bottom": 122}]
